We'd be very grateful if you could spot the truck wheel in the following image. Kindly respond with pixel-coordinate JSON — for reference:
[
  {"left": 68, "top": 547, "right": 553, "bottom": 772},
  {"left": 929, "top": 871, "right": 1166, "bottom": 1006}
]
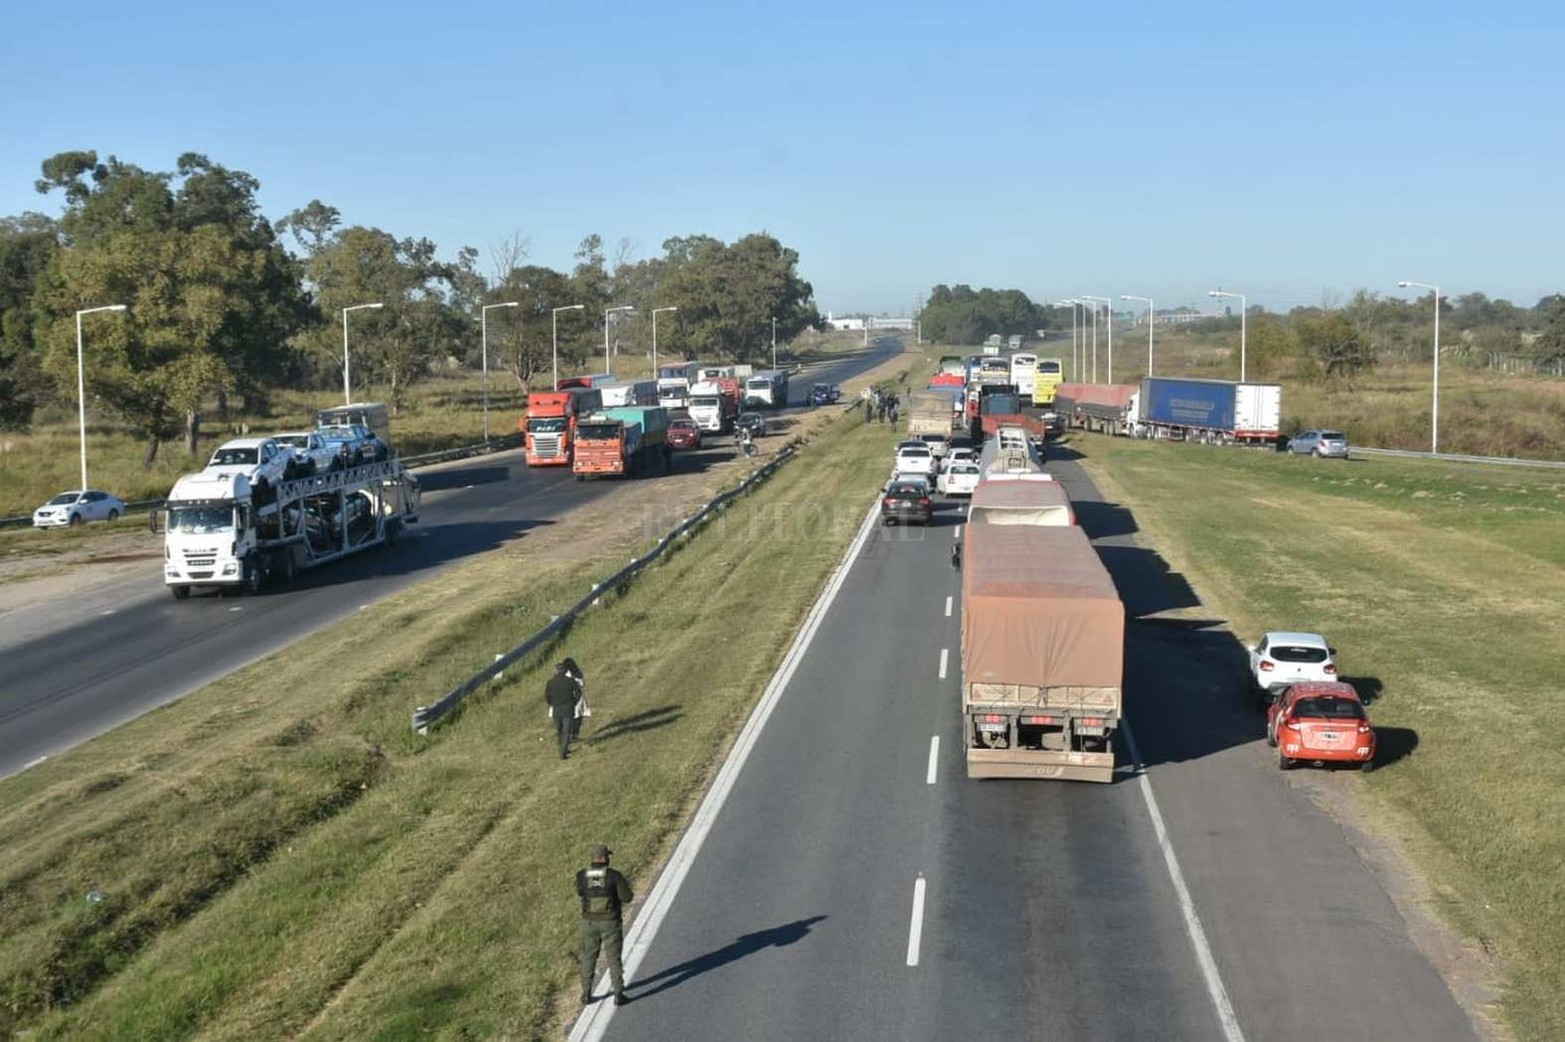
[
  {"left": 241, "top": 557, "right": 262, "bottom": 596},
  {"left": 278, "top": 548, "right": 296, "bottom": 584},
  {"left": 385, "top": 519, "right": 402, "bottom": 546},
  {"left": 170, "top": 585, "right": 191, "bottom": 601}
]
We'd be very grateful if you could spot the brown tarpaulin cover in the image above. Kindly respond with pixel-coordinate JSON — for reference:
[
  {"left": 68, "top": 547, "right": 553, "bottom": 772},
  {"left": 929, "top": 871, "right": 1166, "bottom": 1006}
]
[{"left": 961, "top": 525, "right": 1123, "bottom": 689}]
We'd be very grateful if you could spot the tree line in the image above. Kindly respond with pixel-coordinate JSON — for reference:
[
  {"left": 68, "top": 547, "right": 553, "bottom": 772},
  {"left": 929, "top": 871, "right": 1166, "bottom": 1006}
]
[{"left": 0, "top": 150, "right": 822, "bottom": 461}]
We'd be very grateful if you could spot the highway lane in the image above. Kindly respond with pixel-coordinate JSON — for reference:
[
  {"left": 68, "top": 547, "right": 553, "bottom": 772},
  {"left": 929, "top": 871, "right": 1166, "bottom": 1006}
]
[
  {"left": 0, "top": 344, "right": 900, "bottom": 777},
  {"left": 585, "top": 437, "right": 1480, "bottom": 1042}
]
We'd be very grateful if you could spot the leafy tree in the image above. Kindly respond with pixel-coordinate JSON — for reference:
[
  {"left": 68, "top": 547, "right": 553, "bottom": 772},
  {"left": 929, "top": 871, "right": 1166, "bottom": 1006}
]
[
  {"left": 917, "top": 284, "right": 1052, "bottom": 345},
  {"left": 486, "top": 264, "right": 580, "bottom": 387},
  {"left": 654, "top": 233, "right": 819, "bottom": 362},
  {"left": 0, "top": 212, "right": 58, "bottom": 428},
  {"left": 1243, "top": 318, "right": 1296, "bottom": 379},
  {"left": 1534, "top": 294, "right": 1565, "bottom": 369},
  {"left": 1295, "top": 310, "right": 1374, "bottom": 384}
]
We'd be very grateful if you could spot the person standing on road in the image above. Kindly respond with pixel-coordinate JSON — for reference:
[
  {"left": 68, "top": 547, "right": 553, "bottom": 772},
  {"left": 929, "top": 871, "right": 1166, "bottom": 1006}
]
[
  {"left": 545, "top": 662, "right": 579, "bottom": 759},
  {"left": 577, "top": 844, "right": 633, "bottom": 1006}
]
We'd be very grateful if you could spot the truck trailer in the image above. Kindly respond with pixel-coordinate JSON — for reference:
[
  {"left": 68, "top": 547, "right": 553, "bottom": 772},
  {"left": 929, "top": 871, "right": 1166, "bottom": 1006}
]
[
  {"left": 1054, "top": 382, "right": 1140, "bottom": 436},
  {"left": 163, "top": 459, "right": 419, "bottom": 599},
  {"left": 961, "top": 524, "right": 1123, "bottom": 782},
  {"left": 573, "top": 406, "right": 672, "bottom": 478},
  {"left": 968, "top": 474, "right": 1074, "bottom": 527},
  {"left": 1138, "top": 376, "right": 1281, "bottom": 445}
]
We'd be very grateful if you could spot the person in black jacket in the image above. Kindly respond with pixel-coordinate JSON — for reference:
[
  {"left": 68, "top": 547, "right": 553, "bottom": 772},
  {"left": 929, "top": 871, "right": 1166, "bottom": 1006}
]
[
  {"left": 560, "top": 657, "right": 587, "bottom": 741},
  {"left": 545, "top": 662, "right": 579, "bottom": 759},
  {"left": 577, "top": 844, "right": 633, "bottom": 1005}
]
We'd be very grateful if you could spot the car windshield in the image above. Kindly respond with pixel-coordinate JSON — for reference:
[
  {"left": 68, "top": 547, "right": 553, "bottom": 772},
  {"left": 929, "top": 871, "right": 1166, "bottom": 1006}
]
[
  {"left": 920, "top": 435, "right": 947, "bottom": 444},
  {"left": 671, "top": 420, "right": 695, "bottom": 431},
  {"left": 1271, "top": 645, "right": 1329, "bottom": 663},
  {"left": 274, "top": 435, "right": 309, "bottom": 448},
  {"left": 168, "top": 505, "right": 233, "bottom": 534},
  {"left": 1292, "top": 698, "right": 1365, "bottom": 720},
  {"left": 210, "top": 447, "right": 259, "bottom": 466},
  {"left": 528, "top": 418, "right": 567, "bottom": 434},
  {"left": 47, "top": 493, "right": 81, "bottom": 506}
]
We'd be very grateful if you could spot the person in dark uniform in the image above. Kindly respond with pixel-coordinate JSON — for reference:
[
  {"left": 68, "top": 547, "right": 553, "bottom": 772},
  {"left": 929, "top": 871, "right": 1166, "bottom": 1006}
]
[
  {"left": 560, "top": 657, "right": 587, "bottom": 741},
  {"left": 577, "top": 844, "right": 633, "bottom": 1006},
  {"left": 863, "top": 398, "right": 874, "bottom": 424},
  {"left": 545, "top": 662, "right": 579, "bottom": 759}
]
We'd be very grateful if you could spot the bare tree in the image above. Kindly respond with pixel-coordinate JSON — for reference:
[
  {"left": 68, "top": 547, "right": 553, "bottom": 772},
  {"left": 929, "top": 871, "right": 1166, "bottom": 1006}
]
[{"left": 488, "top": 230, "right": 531, "bottom": 285}]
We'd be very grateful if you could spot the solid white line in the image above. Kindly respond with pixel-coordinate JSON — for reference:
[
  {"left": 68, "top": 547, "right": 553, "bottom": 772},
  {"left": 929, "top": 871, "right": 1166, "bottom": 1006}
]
[
  {"left": 569, "top": 495, "right": 884, "bottom": 1042},
  {"left": 23, "top": 756, "right": 47, "bottom": 770},
  {"left": 954, "top": 524, "right": 962, "bottom": 540},
  {"left": 944, "top": 595, "right": 952, "bottom": 617},
  {"left": 1120, "top": 716, "right": 1247, "bottom": 1042},
  {"left": 925, "top": 736, "right": 939, "bottom": 785},
  {"left": 906, "top": 876, "right": 927, "bottom": 966},
  {"left": 938, "top": 648, "right": 948, "bottom": 679}
]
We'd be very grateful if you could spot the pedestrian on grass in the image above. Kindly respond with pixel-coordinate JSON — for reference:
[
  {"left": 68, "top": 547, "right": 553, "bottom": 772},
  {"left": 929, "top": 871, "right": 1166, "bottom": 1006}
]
[
  {"left": 864, "top": 399, "right": 874, "bottom": 424},
  {"left": 577, "top": 844, "right": 633, "bottom": 1006},
  {"left": 545, "top": 661, "right": 579, "bottom": 759},
  {"left": 560, "top": 657, "right": 588, "bottom": 741}
]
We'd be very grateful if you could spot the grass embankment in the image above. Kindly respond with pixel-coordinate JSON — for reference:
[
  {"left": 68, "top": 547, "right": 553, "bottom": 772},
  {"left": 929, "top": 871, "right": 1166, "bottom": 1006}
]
[
  {"left": 0, "top": 371, "right": 914, "bottom": 1040},
  {"left": 1075, "top": 434, "right": 1565, "bottom": 1041}
]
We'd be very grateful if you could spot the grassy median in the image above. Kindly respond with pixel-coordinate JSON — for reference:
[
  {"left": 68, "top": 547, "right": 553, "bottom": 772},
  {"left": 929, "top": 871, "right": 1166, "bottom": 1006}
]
[
  {"left": 1075, "top": 434, "right": 1565, "bottom": 1042},
  {"left": 0, "top": 368, "right": 915, "bottom": 1040}
]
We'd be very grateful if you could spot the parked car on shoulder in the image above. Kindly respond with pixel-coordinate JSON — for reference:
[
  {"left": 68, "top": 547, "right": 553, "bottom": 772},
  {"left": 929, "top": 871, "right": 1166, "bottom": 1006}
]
[
  {"left": 881, "top": 477, "right": 934, "bottom": 526},
  {"left": 204, "top": 437, "right": 294, "bottom": 484},
  {"left": 1266, "top": 680, "right": 1375, "bottom": 770},
  {"left": 893, "top": 441, "right": 937, "bottom": 478},
  {"left": 316, "top": 423, "right": 388, "bottom": 467},
  {"left": 936, "top": 460, "right": 982, "bottom": 497},
  {"left": 1248, "top": 631, "right": 1338, "bottom": 704},
  {"left": 736, "top": 412, "right": 768, "bottom": 438},
  {"left": 667, "top": 417, "right": 703, "bottom": 451},
  {"left": 808, "top": 382, "right": 840, "bottom": 406},
  {"left": 1288, "top": 429, "right": 1350, "bottom": 458},
  {"left": 33, "top": 489, "right": 126, "bottom": 528},
  {"left": 272, "top": 430, "right": 340, "bottom": 475}
]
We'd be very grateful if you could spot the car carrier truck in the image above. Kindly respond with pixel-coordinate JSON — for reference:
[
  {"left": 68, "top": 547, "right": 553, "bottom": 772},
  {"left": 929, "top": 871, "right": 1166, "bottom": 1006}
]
[
  {"left": 162, "top": 458, "right": 419, "bottom": 599},
  {"left": 961, "top": 523, "right": 1123, "bottom": 782}
]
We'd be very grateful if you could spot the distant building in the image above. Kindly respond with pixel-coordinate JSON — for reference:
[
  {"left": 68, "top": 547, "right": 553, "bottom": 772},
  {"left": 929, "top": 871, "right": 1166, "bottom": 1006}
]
[
  {"left": 1131, "top": 305, "right": 1219, "bottom": 326},
  {"left": 825, "top": 311, "right": 866, "bottom": 331}
]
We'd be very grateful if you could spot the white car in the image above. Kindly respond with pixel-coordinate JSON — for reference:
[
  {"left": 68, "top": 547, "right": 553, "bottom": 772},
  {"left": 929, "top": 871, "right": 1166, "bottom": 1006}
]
[
  {"left": 272, "top": 430, "right": 340, "bottom": 475},
  {"left": 939, "top": 447, "right": 976, "bottom": 472},
  {"left": 33, "top": 489, "right": 126, "bottom": 528},
  {"left": 937, "top": 461, "right": 981, "bottom": 496},
  {"left": 1249, "top": 631, "right": 1338, "bottom": 704},
  {"left": 893, "top": 441, "right": 937, "bottom": 478},
  {"left": 204, "top": 437, "right": 293, "bottom": 484},
  {"left": 918, "top": 433, "right": 951, "bottom": 459}
]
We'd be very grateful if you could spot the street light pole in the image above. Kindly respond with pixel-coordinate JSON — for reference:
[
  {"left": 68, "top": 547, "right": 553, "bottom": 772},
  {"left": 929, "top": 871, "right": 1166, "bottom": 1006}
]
[
  {"left": 603, "top": 305, "right": 634, "bottom": 377},
  {"left": 341, "top": 302, "right": 385, "bottom": 405},
  {"left": 1398, "top": 280, "right": 1442, "bottom": 453},
  {"left": 552, "top": 304, "right": 585, "bottom": 390},
  {"left": 1122, "top": 295, "right": 1154, "bottom": 376},
  {"left": 1081, "top": 296, "right": 1113, "bottom": 383},
  {"left": 1059, "top": 300, "right": 1081, "bottom": 381},
  {"left": 75, "top": 304, "right": 127, "bottom": 490},
  {"left": 652, "top": 306, "right": 679, "bottom": 374},
  {"left": 771, "top": 316, "right": 777, "bottom": 369},
  {"left": 480, "top": 302, "right": 519, "bottom": 442},
  {"left": 1207, "top": 290, "right": 1247, "bottom": 381}
]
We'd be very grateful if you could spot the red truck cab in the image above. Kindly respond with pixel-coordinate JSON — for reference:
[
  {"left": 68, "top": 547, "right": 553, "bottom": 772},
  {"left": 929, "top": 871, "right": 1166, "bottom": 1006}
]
[{"left": 523, "top": 388, "right": 602, "bottom": 466}]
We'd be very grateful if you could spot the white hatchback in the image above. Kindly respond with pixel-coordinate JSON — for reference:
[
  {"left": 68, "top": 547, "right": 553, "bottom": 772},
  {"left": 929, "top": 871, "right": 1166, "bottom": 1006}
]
[
  {"left": 1249, "top": 631, "right": 1338, "bottom": 703},
  {"left": 894, "top": 442, "right": 937, "bottom": 478},
  {"left": 937, "top": 461, "right": 981, "bottom": 496}
]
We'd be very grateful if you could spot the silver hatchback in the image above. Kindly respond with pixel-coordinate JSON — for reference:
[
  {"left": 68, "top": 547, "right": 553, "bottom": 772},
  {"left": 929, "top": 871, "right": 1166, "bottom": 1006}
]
[{"left": 1289, "top": 429, "right": 1350, "bottom": 458}]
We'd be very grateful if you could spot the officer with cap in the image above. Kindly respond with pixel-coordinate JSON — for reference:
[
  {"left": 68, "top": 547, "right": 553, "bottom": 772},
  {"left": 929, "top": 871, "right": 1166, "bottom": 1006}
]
[{"left": 577, "top": 844, "right": 633, "bottom": 1005}]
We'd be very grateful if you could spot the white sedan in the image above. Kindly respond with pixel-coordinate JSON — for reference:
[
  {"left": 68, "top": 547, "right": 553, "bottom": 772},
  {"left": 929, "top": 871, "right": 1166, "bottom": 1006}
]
[
  {"left": 893, "top": 441, "right": 937, "bottom": 478},
  {"left": 33, "top": 489, "right": 126, "bottom": 528},
  {"left": 937, "top": 461, "right": 981, "bottom": 496}
]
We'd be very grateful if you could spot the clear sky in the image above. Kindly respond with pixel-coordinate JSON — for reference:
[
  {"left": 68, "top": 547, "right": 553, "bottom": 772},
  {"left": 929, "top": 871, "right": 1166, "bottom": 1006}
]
[{"left": 3, "top": 0, "right": 1561, "bottom": 316}]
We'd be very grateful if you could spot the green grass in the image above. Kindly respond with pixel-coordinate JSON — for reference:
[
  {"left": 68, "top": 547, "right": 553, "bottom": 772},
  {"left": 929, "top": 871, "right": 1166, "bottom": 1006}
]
[
  {"left": 1075, "top": 434, "right": 1565, "bottom": 1042},
  {"left": 0, "top": 359, "right": 915, "bottom": 1041}
]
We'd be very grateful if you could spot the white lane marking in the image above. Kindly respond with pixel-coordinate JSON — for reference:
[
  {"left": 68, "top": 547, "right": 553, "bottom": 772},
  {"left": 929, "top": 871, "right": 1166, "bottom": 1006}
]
[
  {"left": 570, "top": 495, "right": 884, "bottom": 1042},
  {"left": 228, "top": 606, "right": 242, "bottom": 613},
  {"left": 938, "top": 648, "right": 948, "bottom": 679},
  {"left": 24, "top": 756, "right": 47, "bottom": 770},
  {"left": 954, "top": 524, "right": 962, "bottom": 540},
  {"left": 944, "top": 595, "right": 952, "bottom": 617},
  {"left": 1120, "top": 716, "right": 1247, "bottom": 1042},
  {"left": 926, "top": 736, "right": 939, "bottom": 785},
  {"left": 100, "top": 609, "right": 116, "bottom": 616},
  {"left": 906, "top": 876, "right": 927, "bottom": 966}
]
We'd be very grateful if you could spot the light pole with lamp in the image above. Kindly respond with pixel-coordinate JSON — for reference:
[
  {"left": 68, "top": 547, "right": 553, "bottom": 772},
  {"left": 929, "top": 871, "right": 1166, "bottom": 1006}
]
[
  {"left": 771, "top": 316, "right": 777, "bottom": 369},
  {"left": 1078, "top": 298, "right": 1101, "bottom": 382},
  {"left": 1121, "top": 295, "right": 1155, "bottom": 376},
  {"left": 603, "top": 305, "right": 634, "bottom": 377},
  {"left": 341, "top": 302, "right": 384, "bottom": 405},
  {"left": 480, "top": 301, "right": 519, "bottom": 442},
  {"left": 75, "top": 304, "right": 127, "bottom": 491},
  {"left": 1207, "top": 289, "right": 1247, "bottom": 381},
  {"left": 551, "top": 304, "right": 585, "bottom": 389},
  {"left": 651, "top": 306, "right": 679, "bottom": 374},
  {"left": 1081, "top": 296, "right": 1113, "bottom": 383},
  {"left": 1398, "top": 280, "right": 1442, "bottom": 453},
  {"left": 1058, "top": 300, "right": 1081, "bottom": 381}
]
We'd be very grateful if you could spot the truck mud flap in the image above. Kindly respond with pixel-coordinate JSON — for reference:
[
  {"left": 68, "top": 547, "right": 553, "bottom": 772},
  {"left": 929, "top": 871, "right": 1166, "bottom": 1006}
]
[{"left": 965, "top": 748, "right": 1116, "bottom": 783}]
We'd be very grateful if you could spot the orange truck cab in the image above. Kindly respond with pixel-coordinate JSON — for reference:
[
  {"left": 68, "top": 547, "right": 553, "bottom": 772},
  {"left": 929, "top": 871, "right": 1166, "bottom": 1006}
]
[
  {"left": 523, "top": 388, "right": 602, "bottom": 466},
  {"left": 572, "top": 406, "right": 671, "bottom": 479}
]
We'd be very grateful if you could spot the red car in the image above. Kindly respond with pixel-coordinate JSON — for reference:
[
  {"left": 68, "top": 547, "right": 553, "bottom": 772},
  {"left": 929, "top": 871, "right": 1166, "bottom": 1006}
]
[
  {"left": 1266, "top": 681, "right": 1375, "bottom": 771},
  {"left": 667, "top": 418, "right": 702, "bottom": 451}
]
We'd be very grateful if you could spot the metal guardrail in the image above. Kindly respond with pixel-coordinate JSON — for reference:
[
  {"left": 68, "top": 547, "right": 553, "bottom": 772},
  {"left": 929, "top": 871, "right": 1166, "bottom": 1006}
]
[
  {"left": 410, "top": 443, "right": 800, "bottom": 734},
  {"left": 1345, "top": 446, "right": 1565, "bottom": 470},
  {"left": 0, "top": 432, "right": 528, "bottom": 530}
]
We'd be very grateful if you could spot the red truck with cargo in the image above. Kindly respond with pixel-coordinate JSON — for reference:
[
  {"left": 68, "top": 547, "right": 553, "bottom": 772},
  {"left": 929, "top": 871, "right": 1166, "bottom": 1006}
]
[
  {"left": 572, "top": 406, "right": 672, "bottom": 479},
  {"left": 523, "top": 388, "right": 602, "bottom": 466}
]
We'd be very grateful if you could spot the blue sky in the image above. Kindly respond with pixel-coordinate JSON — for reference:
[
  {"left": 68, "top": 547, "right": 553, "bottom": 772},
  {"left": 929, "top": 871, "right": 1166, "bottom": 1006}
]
[{"left": 3, "top": 0, "right": 1561, "bottom": 316}]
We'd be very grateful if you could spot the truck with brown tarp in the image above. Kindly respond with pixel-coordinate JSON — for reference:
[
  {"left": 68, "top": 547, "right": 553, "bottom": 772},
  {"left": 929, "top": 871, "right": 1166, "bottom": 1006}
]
[{"left": 960, "top": 524, "right": 1123, "bottom": 782}]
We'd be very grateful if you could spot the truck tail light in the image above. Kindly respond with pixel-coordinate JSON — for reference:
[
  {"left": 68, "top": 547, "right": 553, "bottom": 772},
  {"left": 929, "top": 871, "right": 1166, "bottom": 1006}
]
[
  {"left": 1080, "top": 717, "right": 1102, "bottom": 727},
  {"left": 979, "top": 714, "right": 1006, "bottom": 724},
  {"left": 1021, "top": 715, "right": 1055, "bottom": 725}
]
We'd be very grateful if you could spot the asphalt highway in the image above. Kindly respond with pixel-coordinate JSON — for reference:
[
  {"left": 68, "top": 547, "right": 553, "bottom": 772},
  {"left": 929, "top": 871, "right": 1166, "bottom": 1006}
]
[
  {"left": 584, "top": 438, "right": 1480, "bottom": 1042},
  {"left": 0, "top": 344, "right": 900, "bottom": 777}
]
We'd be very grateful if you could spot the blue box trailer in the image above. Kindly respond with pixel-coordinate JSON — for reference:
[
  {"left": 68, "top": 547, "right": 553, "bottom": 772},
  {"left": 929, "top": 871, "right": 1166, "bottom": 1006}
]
[{"left": 1138, "top": 377, "right": 1281, "bottom": 443}]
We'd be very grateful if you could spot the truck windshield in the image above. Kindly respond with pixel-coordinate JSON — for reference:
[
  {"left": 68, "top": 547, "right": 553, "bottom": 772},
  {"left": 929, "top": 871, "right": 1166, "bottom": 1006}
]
[
  {"left": 528, "top": 418, "right": 567, "bottom": 434},
  {"left": 691, "top": 397, "right": 719, "bottom": 408},
  {"left": 168, "top": 506, "right": 233, "bottom": 534},
  {"left": 576, "top": 423, "right": 620, "bottom": 440}
]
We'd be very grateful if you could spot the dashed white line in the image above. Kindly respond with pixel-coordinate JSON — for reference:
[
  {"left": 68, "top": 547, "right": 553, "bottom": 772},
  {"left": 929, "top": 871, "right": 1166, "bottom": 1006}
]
[
  {"left": 954, "top": 524, "right": 962, "bottom": 541},
  {"left": 938, "top": 648, "right": 948, "bottom": 679},
  {"left": 906, "top": 876, "right": 927, "bottom": 966},
  {"left": 926, "top": 736, "right": 940, "bottom": 785},
  {"left": 1120, "top": 716, "right": 1247, "bottom": 1042},
  {"left": 944, "top": 595, "right": 952, "bottom": 617},
  {"left": 24, "top": 756, "right": 48, "bottom": 770}
]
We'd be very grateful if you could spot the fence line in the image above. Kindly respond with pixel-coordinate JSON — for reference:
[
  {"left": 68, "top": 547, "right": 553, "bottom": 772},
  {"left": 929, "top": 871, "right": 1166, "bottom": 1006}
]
[
  {"left": 1347, "top": 446, "right": 1565, "bottom": 469},
  {"left": 410, "top": 444, "right": 800, "bottom": 734}
]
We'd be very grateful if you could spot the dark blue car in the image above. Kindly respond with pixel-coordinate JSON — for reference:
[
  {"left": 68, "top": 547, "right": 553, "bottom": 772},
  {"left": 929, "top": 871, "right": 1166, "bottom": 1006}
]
[{"left": 808, "top": 382, "right": 839, "bottom": 406}]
